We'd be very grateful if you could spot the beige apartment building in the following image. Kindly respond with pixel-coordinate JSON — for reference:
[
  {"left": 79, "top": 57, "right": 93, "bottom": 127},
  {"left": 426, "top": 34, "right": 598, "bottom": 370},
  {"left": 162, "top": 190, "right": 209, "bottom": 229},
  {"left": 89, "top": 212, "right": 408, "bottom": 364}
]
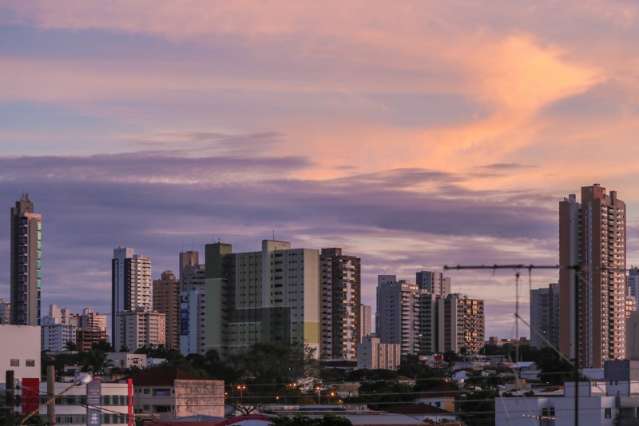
[{"left": 560, "top": 184, "right": 626, "bottom": 368}]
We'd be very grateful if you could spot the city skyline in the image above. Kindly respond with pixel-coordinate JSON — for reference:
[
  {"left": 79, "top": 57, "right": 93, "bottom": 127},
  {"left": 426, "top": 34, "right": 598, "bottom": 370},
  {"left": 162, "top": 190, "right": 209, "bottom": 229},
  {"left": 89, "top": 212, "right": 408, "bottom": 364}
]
[{"left": 3, "top": 2, "right": 639, "bottom": 338}]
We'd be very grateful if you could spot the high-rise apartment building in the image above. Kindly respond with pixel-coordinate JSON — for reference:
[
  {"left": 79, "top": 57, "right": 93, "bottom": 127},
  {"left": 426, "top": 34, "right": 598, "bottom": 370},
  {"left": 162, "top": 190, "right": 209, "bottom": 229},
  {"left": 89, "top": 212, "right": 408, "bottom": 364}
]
[
  {"left": 375, "top": 276, "right": 422, "bottom": 356},
  {"left": 416, "top": 271, "right": 451, "bottom": 297},
  {"left": 559, "top": 184, "right": 626, "bottom": 368},
  {"left": 360, "top": 304, "right": 372, "bottom": 342},
  {"left": 114, "top": 311, "right": 166, "bottom": 351},
  {"left": 80, "top": 307, "right": 108, "bottom": 334},
  {"left": 204, "top": 240, "right": 321, "bottom": 357},
  {"left": 530, "top": 283, "right": 560, "bottom": 349},
  {"left": 111, "top": 247, "right": 152, "bottom": 345},
  {"left": 153, "top": 271, "right": 180, "bottom": 350},
  {"left": 629, "top": 268, "right": 639, "bottom": 306},
  {"left": 376, "top": 274, "right": 484, "bottom": 356},
  {"left": 442, "top": 294, "right": 485, "bottom": 354},
  {"left": 320, "top": 248, "right": 361, "bottom": 361},
  {"left": 10, "top": 194, "right": 42, "bottom": 325},
  {"left": 179, "top": 250, "right": 200, "bottom": 280},
  {"left": 180, "top": 255, "right": 207, "bottom": 355}
]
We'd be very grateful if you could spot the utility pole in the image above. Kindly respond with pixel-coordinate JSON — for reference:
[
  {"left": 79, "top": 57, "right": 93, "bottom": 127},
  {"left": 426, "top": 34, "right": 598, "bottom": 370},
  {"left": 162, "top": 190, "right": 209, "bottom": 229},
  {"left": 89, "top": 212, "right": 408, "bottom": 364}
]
[{"left": 47, "top": 365, "right": 56, "bottom": 426}]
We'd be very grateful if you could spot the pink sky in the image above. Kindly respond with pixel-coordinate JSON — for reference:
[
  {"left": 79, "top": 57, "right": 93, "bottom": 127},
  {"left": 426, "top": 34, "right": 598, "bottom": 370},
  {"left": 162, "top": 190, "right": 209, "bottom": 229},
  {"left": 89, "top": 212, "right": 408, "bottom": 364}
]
[{"left": 1, "top": 0, "right": 639, "bottom": 337}]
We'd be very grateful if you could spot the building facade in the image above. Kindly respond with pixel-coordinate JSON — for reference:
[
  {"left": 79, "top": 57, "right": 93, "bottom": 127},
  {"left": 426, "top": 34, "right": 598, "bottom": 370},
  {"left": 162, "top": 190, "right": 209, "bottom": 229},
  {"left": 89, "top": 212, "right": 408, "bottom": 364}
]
[
  {"left": 357, "top": 335, "right": 401, "bottom": 370},
  {"left": 360, "top": 304, "right": 372, "bottom": 342},
  {"left": 320, "top": 248, "right": 361, "bottom": 361},
  {"left": 376, "top": 276, "right": 422, "bottom": 355},
  {"left": 0, "top": 325, "right": 41, "bottom": 382},
  {"left": 530, "top": 283, "right": 560, "bottom": 349},
  {"left": 442, "top": 294, "right": 485, "bottom": 354},
  {"left": 416, "top": 271, "right": 451, "bottom": 297},
  {"left": 153, "top": 271, "right": 180, "bottom": 350},
  {"left": 204, "top": 240, "right": 321, "bottom": 357},
  {"left": 179, "top": 259, "right": 207, "bottom": 355},
  {"left": 559, "top": 184, "right": 627, "bottom": 368},
  {"left": 112, "top": 247, "right": 152, "bottom": 346},
  {"left": 42, "top": 323, "right": 78, "bottom": 352},
  {"left": 133, "top": 368, "right": 224, "bottom": 419},
  {"left": 114, "top": 311, "right": 166, "bottom": 351},
  {"left": 0, "top": 299, "right": 10, "bottom": 324},
  {"left": 10, "top": 194, "right": 42, "bottom": 326}
]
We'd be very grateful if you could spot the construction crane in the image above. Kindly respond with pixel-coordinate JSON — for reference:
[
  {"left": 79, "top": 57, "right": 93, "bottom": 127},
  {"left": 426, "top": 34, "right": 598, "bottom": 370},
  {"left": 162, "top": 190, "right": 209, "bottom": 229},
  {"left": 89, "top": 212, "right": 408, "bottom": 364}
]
[
  {"left": 443, "top": 262, "right": 630, "bottom": 426},
  {"left": 443, "top": 264, "right": 559, "bottom": 363}
]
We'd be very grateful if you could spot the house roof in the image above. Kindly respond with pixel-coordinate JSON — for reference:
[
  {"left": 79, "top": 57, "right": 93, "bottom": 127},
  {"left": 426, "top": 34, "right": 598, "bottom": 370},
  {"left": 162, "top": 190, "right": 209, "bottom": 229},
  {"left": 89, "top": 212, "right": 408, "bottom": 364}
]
[
  {"left": 130, "top": 367, "right": 202, "bottom": 386},
  {"left": 370, "top": 404, "right": 454, "bottom": 416}
]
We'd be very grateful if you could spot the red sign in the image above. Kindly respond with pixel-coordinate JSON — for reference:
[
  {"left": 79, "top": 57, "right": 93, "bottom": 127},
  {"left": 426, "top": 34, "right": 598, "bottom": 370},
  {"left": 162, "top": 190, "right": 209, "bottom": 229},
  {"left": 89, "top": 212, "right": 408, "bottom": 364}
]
[
  {"left": 21, "top": 378, "right": 40, "bottom": 415},
  {"left": 128, "top": 378, "right": 134, "bottom": 426}
]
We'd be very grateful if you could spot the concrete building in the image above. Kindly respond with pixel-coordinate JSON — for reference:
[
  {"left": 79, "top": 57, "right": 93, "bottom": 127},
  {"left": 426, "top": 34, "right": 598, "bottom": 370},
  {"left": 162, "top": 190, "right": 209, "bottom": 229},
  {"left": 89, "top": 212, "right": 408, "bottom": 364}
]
[
  {"left": 10, "top": 194, "right": 42, "bottom": 326},
  {"left": 179, "top": 254, "right": 207, "bottom": 355},
  {"left": 0, "top": 325, "right": 40, "bottom": 382},
  {"left": 627, "top": 311, "right": 639, "bottom": 360},
  {"left": 35, "top": 380, "right": 130, "bottom": 425},
  {"left": 359, "top": 304, "right": 372, "bottom": 342},
  {"left": 357, "top": 335, "right": 401, "bottom": 370},
  {"left": 42, "top": 323, "right": 78, "bottom": 352},
  {"left": 46, "top": 304, "right": 80, "bottom": 326},
  {"left": 376, "top": 276, "right": 421, "bottom": 356},
  {"left": 376, "top": 275, "right": 484, "bottom": 356},
  {"left": 107, "top": 352, "right": 148, "bottom": 369},
  {"left": 0, "top": 298, "right": 10, "bottom": 324},
  {"left": 179, "top": 250, "right": 199, "bottom": 281},
  {"left": 630, "top": 267, "right": 639, "bottom": 304},
  {"left": 77, "top": 328, "right": 108, "bottom": 352},
  {"left": 114, "top": 311, "right": 166, "bottom": 351},
  {"left": 416, "top": 271, "right": 451, "bottom": 296},
  {"left": 79, "top": 307, "right": 107, "bottom": 335},
  {"left": 560, "top": 184, "right": 627, "bottom": 368},
  {"left": 204, "top": 240, "right": 321, "bottom": 357},
  {"left": 530, "top": 283, "right": 560, "bottom": 349},
  {"left": 320, "top": 248, "right": 361, "bottom": 361},
  {"left": 112, "top": 247, "right": 152, "bottom": 347},
  {"left": 496, "top": 361, "right": 639, "bottom": 426},
  {"left": 153, "top": 271, "right": 180, "bottom": 350},
  {"left": 133, "top": 368, "right": 224, "bottom": 418},
  {"left": 442, "top": 294, "right": 485, "bottom": 354},
  {"left": 627, "top": 295, "right": 637, "bottom": 319}
]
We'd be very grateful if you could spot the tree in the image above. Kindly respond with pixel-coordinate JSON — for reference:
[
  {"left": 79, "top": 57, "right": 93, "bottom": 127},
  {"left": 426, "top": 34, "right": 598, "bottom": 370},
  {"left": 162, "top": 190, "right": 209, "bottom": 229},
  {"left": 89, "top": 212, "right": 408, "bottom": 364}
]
[{"left": 457, "top": 390, "right": 496, "bottom": 426}]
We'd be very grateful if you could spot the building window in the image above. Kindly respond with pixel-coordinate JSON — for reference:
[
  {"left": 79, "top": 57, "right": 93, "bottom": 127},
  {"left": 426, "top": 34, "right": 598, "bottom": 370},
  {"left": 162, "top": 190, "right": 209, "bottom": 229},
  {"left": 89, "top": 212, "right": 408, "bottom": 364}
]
[
  {"left": 26, "top": 359, "right": 35, "bottom": 367},
  {"left": 10, "top": 359, "right": 19, "bottom": 367},
  {"left": 605, "top": 408, "right": 612, "bottom": 419}
]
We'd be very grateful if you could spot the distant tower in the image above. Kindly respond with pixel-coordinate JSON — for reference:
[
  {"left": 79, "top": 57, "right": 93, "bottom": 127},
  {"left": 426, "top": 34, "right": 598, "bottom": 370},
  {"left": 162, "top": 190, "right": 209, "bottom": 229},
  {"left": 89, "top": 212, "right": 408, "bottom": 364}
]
[{"left": 10, "top": 194, "right": 42, "bottom": 325}]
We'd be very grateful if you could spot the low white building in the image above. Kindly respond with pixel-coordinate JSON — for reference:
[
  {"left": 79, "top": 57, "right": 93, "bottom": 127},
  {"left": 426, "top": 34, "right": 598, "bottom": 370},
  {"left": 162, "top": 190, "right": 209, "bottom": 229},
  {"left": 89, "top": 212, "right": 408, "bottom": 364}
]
[
  {"left": 133, "top": 368, "right": 224, "bottom": 418},
  {"left": 107, "top": 352, "right": 147, "bottom": 370},
  {"left": 357, "top": 336, "right": 401, "bottom": 370},
  {"left": 37, "top": 380, "right": 130, "bottom": 425},
  {"left": 496, "top": 360, "right": 639, "bottom": 426},
  {"left": 0, "top": 325, "right": 40, "bottom": 382}
]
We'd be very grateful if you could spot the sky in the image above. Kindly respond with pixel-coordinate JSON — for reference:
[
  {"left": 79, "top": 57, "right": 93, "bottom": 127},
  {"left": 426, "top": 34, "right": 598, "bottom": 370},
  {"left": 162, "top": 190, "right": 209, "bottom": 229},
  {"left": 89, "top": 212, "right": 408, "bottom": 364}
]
[{"left": 1, "top": 0, "right": 639, "bottom": 338}]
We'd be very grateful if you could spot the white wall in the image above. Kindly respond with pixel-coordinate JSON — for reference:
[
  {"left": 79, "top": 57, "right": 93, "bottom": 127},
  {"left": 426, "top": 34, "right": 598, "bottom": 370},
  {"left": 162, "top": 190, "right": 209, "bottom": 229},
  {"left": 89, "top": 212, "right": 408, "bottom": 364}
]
[{"left": 0, "top": 325, "right": 41, "bottom": 382}]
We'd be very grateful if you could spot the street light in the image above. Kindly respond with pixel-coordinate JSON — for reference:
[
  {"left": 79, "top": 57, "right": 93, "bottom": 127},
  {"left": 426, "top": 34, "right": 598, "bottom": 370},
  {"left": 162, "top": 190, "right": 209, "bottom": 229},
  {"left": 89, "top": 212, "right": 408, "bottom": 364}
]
[
  {"left": 235, "top": 384, "right": 247, "bottom": 403},
  {"left": 20, "top": 373, "right": 93, "bottom": 425}
]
